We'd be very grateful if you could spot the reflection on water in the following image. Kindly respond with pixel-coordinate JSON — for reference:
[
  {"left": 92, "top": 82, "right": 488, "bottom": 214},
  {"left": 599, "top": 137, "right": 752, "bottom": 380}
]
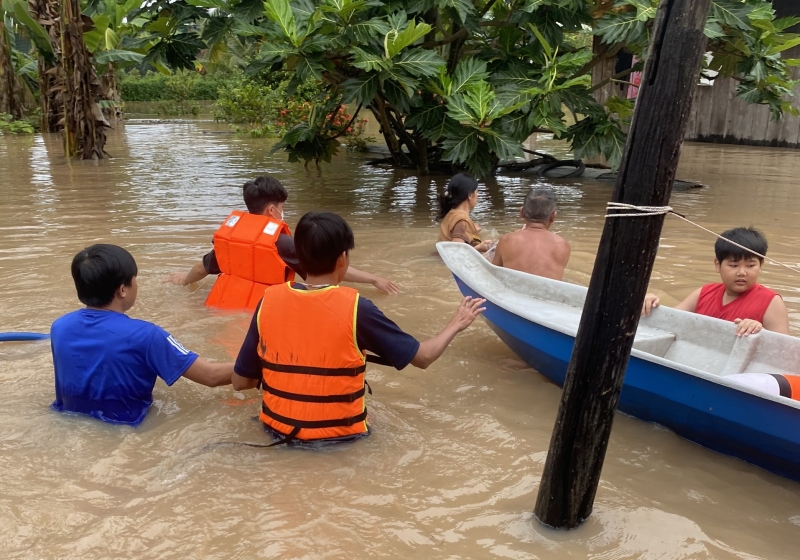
[{"left": 1, "top": 121, "right": 799, "bottom": 559}]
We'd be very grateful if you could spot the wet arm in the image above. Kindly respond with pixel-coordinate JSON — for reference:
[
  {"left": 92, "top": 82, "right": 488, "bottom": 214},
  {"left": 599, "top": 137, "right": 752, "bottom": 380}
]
[
  {"left": 643, "top": 287, "right": 699, "bottom": 317},
  {"left": 762, "top": 295, "right": 790, "bottom": 335},
  {"left": 492, "top": 237, "right": 504, "bottom": 266},
  {"left": 232, "top": 373, "right": 259, "bottom": 391},
  {"left": 182, "top": 358, "right": 233, "bottom": 387},
  {"left": 411, "top": 297, "right": 486, "bottom": 369},
  {"left": 166, "top": 260, "right": 209, "bottom": 286},
  {"left": 183, "top": 261, "right": 209, "bottom": 285},
  {"left": 231, "top": 304, "right": 264, "bottom": 391},
  {"left": 675, "top": 288, "right": 702, "bottom": 313},
  {"left": 343, "top": 266, "right": 400, "bottom": 294}
]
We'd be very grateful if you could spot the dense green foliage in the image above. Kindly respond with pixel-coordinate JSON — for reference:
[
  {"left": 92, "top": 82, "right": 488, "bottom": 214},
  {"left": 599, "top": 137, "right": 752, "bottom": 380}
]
[
  {"left": 213, "top": 74, "right": 373, "bottom": 148},
  {"left": 0, "top": 112, "right": 36, "bottom": 134},
  {"left": 246, "top": 0, "right": 800, "bottom": 176},
  {"left": 2, "top": 0, "right": 798, "bottom": 170},
  {"left": 119, "top": 70, "right": 227, "bottom": 101}
]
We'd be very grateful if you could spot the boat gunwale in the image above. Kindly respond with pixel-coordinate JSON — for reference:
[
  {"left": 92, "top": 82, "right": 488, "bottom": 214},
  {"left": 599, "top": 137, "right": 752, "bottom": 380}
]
[{"left": 436, "top": 241, "right": 800, "bottom": 412}]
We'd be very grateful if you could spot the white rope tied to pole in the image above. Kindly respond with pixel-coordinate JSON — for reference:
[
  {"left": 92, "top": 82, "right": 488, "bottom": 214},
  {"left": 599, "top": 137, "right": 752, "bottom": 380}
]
[
  {"left": 604, "top": 202, "right": 800, "bottom": 277},
  {"left": 605, "top": 202, "right": 673, "bottom": 218}
]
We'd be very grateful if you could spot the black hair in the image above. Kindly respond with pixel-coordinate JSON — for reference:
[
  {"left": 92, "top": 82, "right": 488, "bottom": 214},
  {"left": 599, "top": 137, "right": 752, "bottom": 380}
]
[
  {"left": 243, "top": 175, "right": 288, "bottom": 214},
  {"left": 715, "top": 227, "right": 768, "bottom": 263},
  {"left": 437, "top": 173, "right": 478, "bottom": 220},
  {"left": 295, "top": 212, "right": 355, "bottom": 276},
  {"left": 523, "top": 188, "right": 557, "bottom": 223},
  {"left": 71, "top": 244, "right": 138, "bottom": 307}
]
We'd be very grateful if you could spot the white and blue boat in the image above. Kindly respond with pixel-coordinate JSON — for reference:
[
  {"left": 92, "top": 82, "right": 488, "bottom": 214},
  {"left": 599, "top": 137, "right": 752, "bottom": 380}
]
[{"left": 437, "top": 242, "right": 800, "bottom": 482}]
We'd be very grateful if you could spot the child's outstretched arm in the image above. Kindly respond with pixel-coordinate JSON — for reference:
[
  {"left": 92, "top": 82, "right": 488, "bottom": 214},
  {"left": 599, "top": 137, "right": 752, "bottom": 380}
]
[
  {"left": 641, "top": 288, "right": 701, "bottom": 317},
  {"left": 411, "top": 296, "right": 486, "bottom": 369},
  {"left": 343, "top": 266, "right": 400, "bottom": 294},
  {"left": 166, "top": 260, "right": 209, "bottom": 286}
]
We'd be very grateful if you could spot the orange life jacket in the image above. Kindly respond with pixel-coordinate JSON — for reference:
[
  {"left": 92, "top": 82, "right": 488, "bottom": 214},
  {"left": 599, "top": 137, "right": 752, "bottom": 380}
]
[
  {"left": 257, "top": 283, "right": 368, "bottom": 442},
  {"left": 205, "top": 210, "right": 295, "bottom": 310}
]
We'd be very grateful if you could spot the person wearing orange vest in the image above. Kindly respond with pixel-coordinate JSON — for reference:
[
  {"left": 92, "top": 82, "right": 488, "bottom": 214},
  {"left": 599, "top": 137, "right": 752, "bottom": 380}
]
[
  {"left": 166, "top": 176, "right": 400, "bottom": 310},
  {"left": 231, "top": 212, "right": 487, "bottom": 445}
]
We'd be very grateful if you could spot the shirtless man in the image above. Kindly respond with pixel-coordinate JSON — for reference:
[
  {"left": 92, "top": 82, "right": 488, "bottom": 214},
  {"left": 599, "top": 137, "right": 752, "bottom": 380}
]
[{"left": 491, "top": 188, "right": 570, "bottom": 280}]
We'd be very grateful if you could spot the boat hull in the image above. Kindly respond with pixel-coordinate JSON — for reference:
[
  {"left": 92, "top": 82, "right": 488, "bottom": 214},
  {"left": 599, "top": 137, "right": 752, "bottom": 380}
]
[{"left": 455, "top": 276, "right": 800, "bottom": 482}]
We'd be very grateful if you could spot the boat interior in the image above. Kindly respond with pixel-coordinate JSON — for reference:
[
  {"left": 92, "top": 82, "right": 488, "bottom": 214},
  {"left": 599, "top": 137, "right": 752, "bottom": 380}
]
[{"left": 437, "top": 242, "right": 800, "bottom": 378}]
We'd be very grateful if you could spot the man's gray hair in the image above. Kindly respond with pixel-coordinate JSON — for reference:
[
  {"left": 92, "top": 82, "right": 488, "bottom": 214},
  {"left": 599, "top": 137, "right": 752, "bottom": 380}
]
[{"left": 523, "top": 188, "right": 557, "bottom": 223}]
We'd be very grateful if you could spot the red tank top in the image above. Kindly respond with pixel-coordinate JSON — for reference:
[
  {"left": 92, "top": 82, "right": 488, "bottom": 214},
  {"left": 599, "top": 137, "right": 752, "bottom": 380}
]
[{"left": 695, "top": 283, "right": 779, "bottom": 323}]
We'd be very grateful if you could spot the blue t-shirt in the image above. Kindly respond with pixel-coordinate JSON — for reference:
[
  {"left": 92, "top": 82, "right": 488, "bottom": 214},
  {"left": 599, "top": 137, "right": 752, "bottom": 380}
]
[
  {"left": 50, "top": 309, "right": 199, "bottom": 426},
  {"left": 234, "top": 289, "right": 420, "bottom": 379}
]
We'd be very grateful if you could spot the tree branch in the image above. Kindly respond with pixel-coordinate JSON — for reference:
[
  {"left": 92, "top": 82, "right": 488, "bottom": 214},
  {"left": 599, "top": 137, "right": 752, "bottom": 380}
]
[
  {"left": 523, "top": 148, "right": 556, "bottom": 161},
  {"left": 570, "top": 42, "right": 624, "bottom": 81},
  {"left": 420, "top": 28, "right": 467, "bottom": 49},
  {"left": 330, "top": 104, "right": 362, "bottom": 139},
  {"left": 479, "top": 0, "right": 498, "bottom": 17},
  {"left": 589, "top": 65, "right": 638, "bottom": 93}
]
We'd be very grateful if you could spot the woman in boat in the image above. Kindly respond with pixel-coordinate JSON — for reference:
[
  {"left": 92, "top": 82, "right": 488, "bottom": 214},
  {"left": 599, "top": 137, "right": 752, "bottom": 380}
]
[{"left": 437, "top": 173, "right": 494, "bottom": 252}]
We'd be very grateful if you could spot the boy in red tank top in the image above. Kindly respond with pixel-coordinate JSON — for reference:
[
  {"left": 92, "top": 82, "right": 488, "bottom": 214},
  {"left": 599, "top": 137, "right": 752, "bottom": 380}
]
[{"left": 642, "top": 227, "right": 789, "bottom": 336}]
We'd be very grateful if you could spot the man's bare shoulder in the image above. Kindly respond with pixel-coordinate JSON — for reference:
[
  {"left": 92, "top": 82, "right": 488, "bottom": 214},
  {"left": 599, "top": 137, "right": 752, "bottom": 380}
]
[{"left": 552, "top": 232, "right": 571, "bottom": 247}]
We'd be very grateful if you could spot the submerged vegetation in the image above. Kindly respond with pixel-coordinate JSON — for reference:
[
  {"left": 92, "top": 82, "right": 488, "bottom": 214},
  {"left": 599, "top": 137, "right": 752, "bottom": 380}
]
[
  {"left": 0, "top": 0, "right": 797, "bottom": 171},
  {"left": 0, "top": 112, "right": 36, "bottom": 134}
]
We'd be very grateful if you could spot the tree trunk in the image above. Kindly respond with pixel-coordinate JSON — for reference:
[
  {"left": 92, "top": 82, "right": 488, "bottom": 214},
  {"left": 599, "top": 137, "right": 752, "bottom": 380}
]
[
  {"left": 534, "top": 0, "right": 712, "bottom": 529},
  {"left": 100, "top": 62, "right": 121, "bottom": 120},
  {"left": 59, "top": 0, "right": 107, "bottom": 159},
  {"left": 0, "top": 20, "right": 24, "bottom": 119},
  {"left": 370, "top": 95, "right": 412, "bottom": 167},
  {"left": 28, "top": 0, "right": 60, "bottom": 132}
]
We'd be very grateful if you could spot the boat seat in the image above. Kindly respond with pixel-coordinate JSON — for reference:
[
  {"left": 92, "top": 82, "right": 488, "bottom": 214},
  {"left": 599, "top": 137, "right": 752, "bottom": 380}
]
[{"left": 632, "top": 326, "right": 676, "bottom": 357}]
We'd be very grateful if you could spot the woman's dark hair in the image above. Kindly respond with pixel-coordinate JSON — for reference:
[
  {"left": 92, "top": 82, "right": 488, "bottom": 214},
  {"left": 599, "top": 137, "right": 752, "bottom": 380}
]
[
  {"left": 715, "top": 227, "right": 768, "bottom": 263},
  {"left": 243, "top": 175, "right": 288, "bottom": 214},
  {"left": 295, "top": 212, "right": 355, "bottom": 276},
  {"left": 71, "top": 244, "right": 138, "bottom": 307},
  {"left": 438, "top": 173, "right": 478, "bottom": 220}
]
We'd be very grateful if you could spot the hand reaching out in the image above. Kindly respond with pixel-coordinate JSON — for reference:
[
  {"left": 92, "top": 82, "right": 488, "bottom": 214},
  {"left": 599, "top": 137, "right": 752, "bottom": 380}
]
[
  {"left": 641, "top": 293, "right": 660, "bottom": 317},
  {"left": 165, "top": 272, "right": 188, "bottom": 286},
  {"left": 372, "top": 276, "right": 400, "bottom": 294},
  {"left": 448, "top": 296, "right": 487, "bottom": 332}
]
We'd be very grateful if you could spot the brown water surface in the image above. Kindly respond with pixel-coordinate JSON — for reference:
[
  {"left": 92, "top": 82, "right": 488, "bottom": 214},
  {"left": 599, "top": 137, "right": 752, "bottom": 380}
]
[{"left": 1, "top": 122, "right": 799, "bottom": 559}]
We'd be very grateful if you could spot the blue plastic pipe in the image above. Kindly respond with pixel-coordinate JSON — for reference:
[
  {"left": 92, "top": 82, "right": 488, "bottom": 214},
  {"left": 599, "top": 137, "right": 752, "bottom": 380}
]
[{"left": 0, "top": 332, "right": 50, "bottom": 342}]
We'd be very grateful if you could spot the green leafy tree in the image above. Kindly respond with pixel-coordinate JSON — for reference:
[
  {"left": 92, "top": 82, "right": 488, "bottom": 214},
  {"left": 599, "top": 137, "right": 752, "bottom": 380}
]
[
  {"left": 232, "top": 0, "right": 800, "bottom": 176},
  {"left": 82, "top": 0, "right": 149, "bottom": 107}
]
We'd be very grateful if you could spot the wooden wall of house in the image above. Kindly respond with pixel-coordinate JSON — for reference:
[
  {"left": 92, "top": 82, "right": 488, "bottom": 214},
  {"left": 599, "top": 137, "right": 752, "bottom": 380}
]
[{"left": 684, "top": 45, "right": 800, "bottom": 148}]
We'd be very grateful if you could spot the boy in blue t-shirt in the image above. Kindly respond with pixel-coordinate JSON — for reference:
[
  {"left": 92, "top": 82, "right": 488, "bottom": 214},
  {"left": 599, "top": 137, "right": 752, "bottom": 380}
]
[{"left": 51, "top": 244, "right": 234, "bottom": 426}]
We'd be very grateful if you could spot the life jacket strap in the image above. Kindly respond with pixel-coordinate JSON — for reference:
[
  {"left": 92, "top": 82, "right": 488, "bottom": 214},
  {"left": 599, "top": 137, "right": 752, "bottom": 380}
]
[
  {"left": 262, "top": 403, "right": 368, "bottom": 429},
  {"left": 262, "top": 381, "right": 366, "bottom": 403},
  {"left": 266, "top": 426, "right": 301, "bottom": 447},
  {"left": 260, "top": 358, "right": 366, "bottom": 377}
]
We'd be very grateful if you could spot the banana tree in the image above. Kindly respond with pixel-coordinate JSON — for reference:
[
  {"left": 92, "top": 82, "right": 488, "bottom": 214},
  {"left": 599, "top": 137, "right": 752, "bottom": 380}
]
[
  {"left": 83, "top": 0, "right": 147, "bottom": 112},
  {"left": 0, "top": 15, "right": 23, "bottom": 118},
  {"left": 59, "top": 0, "right": 107, "bottom": 158},
  {"left": 2, "top": 0, "right": 58, "bottom": 130}
]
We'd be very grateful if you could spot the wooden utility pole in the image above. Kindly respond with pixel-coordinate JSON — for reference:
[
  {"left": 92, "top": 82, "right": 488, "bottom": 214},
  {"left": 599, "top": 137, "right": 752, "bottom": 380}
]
[{"left": 534, "top": 0, "right": 712, "bottom": 529}]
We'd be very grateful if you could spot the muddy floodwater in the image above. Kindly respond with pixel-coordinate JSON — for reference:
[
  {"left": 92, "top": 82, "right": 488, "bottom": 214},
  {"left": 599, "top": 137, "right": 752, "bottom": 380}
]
[{"left": 1, "top": 121, "right": 800, "bottom": 559}]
